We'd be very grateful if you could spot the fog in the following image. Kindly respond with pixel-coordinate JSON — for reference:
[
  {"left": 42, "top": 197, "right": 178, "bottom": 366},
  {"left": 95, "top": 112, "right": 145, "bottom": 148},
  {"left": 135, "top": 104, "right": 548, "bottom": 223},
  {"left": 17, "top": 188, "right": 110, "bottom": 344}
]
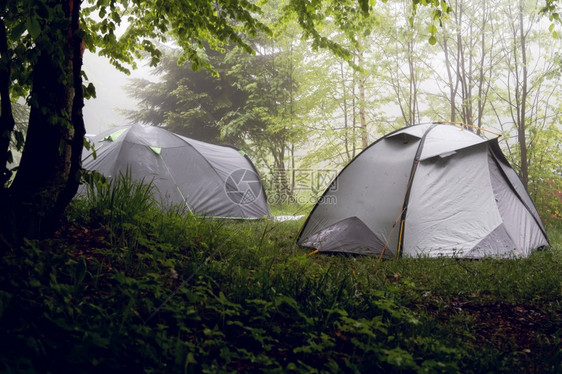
[{"left": 82, "top": 52, "right": 142, "bottom": 135}]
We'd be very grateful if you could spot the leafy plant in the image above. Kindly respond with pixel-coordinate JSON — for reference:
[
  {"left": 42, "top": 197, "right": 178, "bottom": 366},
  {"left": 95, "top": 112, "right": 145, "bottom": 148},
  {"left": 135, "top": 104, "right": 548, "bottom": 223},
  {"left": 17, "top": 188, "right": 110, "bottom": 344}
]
[{"left": 1, "top": 176, "right": 560, "bottom": 372}]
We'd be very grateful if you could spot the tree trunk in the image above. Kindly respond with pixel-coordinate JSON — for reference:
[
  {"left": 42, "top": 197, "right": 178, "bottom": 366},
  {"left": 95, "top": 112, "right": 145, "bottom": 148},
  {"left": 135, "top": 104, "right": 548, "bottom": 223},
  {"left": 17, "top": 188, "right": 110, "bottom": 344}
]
[
  {"left": 4, "top": 0, "right": 85, "bottom": 240},
  {"left": 48, "top": 0, "right": 87, "bottom": 232},
  {"left": 476, "top": 0, "right": 487, "bottom": 136},
  {"left": 517, "top": 1, "right": 529, "bottom": 188},
  {"left": 340, "top": 62, "right": 351, "bottom": 160},
  {"left": 443, "top": 37, "right": 457, "bottom": 122},
  {"left": 351, "top": 62, "right": 357, "bottom": 157},
  {"left": 357, "top": 45, "right": 368, "bottom": 149},
  {"left": 405, "top": 37, "right": 418, "bottom": 126},
  {"left": 0, "top": 19, "right": 15, "bottom": 188},
  {"left": 272, "top": 145, "right": 296, "bottom": 204}
]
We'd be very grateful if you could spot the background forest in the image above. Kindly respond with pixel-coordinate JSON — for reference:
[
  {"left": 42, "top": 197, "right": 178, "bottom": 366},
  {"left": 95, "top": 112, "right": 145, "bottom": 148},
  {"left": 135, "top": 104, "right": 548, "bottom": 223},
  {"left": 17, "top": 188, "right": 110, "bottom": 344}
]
[{"left": 124, "top": 0, "right": 562, "bottom": 227}]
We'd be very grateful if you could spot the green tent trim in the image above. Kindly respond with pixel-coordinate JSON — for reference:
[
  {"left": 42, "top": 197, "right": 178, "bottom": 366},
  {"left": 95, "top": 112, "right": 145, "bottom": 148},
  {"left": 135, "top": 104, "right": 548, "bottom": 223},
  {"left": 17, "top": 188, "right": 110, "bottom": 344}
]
[{"left": 102, "top": 128, "right": 127, "bottom": 142}]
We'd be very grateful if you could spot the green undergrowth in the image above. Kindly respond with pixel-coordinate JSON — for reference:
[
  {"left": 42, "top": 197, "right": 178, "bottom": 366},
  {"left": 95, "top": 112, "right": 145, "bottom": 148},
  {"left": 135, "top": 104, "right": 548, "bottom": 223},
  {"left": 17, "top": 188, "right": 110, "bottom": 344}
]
[{"left": 0, "top": 176, "right": 560, "bottom": 373}]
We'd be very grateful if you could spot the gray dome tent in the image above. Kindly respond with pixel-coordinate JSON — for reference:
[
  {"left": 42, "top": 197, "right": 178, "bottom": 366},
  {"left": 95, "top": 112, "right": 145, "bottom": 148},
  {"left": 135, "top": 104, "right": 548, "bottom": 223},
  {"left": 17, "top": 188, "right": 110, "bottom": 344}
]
[
  {"left": 297, "top": 123, "right": 549, "bottom": 258},
  {"left": 82, "top": 124, "right": 270, "bottom": 219}
]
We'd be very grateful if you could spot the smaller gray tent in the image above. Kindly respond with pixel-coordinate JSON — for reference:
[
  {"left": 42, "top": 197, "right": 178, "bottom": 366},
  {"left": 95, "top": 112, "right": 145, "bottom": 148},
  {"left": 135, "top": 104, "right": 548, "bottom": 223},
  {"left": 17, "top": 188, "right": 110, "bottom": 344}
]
[
  {"left": 82, "top": 124, "right": 270, "bottom": 219},
  {"left": 297, "top": 123, "right": 549, "bottom": 258}
]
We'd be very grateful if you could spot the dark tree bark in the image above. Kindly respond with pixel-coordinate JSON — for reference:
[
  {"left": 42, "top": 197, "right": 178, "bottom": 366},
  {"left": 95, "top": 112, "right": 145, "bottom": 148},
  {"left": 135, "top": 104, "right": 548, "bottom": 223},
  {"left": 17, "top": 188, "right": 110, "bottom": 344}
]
[
  {"left": 0, "top": 19, "right": 15, "bottom": 189},
  {"left": 46, "top": 0, "right": 86, "bottom": 234},
  {"left": 3, "top": 0, "right": 85, "bottom": 240}
]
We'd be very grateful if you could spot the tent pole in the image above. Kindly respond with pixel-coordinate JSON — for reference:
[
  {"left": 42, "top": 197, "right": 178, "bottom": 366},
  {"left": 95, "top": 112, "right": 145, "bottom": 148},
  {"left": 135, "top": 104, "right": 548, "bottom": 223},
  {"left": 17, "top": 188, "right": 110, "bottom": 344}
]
[
  {"left": 396, "top": 123, "right": 440, "bottom": 257},
  {"left": 397, "top": 220, "right": 405, "bottom": 257}
]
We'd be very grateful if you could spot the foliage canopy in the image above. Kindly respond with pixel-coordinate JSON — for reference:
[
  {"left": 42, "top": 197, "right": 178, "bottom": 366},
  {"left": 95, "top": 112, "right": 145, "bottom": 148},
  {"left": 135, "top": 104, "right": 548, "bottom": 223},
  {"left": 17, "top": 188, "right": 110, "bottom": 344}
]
[{"left": 0, "top": 0, "right": 452, "bottom": 240}]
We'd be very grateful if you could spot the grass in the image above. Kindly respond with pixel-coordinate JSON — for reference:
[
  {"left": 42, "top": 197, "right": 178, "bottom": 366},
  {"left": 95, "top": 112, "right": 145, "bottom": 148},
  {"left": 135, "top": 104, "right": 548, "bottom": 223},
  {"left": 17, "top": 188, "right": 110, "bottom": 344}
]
[{"left": 0, "top": 176, "right": 560, "bottom": 373}]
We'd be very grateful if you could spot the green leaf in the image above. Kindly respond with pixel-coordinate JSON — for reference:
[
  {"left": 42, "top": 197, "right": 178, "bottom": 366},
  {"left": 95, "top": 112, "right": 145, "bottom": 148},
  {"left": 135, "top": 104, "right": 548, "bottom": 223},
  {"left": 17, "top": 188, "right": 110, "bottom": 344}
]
[
  {"left": 428, "top": 35, "right": 437, "bottom": 45},
  {"left": 358, "top": 0, "right": 369, "bottom": 13},
  {"left": 75, "top": 257, "right": 87, "bottom": 286},
  {"left": 11, "top": 23, "right": 26, "bottom": 39},
  {"left": 83, "top": 83, "right": 97, "bottom": 99},
  {"left": 26, "top": 17, "right": 41, "bottom": 39},
  {"left": 433, "top": 9, "right": 442, "bottom": 20}
]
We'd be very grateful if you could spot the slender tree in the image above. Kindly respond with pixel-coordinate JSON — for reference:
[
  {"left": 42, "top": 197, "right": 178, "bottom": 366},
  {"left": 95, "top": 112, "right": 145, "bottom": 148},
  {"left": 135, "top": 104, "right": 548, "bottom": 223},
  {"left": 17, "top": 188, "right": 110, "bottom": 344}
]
[
  {"left": 431, "top": 0, "right": 500, "bottom": 132},
  {"left": 490, "top": 0, "right": 560, "bottom": 188},
  {"left": 382, "top": 0, "right": 429, "bottom": 126},
  {"left": 220, "top": 35, "right": 305, "bottom": 202}
]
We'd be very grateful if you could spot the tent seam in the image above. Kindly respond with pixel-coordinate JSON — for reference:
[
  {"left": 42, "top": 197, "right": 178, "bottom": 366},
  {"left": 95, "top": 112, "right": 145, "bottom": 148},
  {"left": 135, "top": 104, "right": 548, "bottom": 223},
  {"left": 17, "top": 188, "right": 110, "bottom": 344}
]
[
  {"left": 157, "top": 153, "right": 194, "bottom": 213},
  {"left": 171, "top": 133, "right": 252, "bottom": 217},
  {"left": 397, "top": 123, "right": 440, "bottom": 256}
]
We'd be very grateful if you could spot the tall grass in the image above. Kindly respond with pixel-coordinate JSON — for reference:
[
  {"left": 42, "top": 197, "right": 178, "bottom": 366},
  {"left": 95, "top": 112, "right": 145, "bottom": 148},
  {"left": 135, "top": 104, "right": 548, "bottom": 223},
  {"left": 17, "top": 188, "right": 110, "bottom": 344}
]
[{"left": 1, "top": 175, "right": 560, "bottom": 373}]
